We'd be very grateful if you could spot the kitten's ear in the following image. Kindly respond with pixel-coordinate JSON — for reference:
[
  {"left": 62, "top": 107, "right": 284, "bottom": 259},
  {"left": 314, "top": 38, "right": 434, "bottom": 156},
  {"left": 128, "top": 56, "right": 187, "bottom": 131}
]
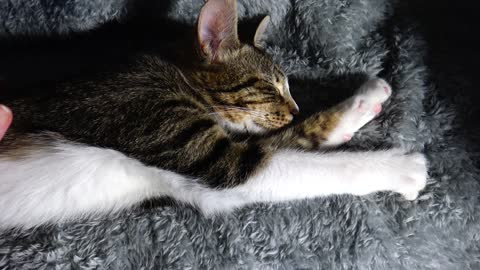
[
  {"left": 197, "top": 0, "right": 240, "bottom": 62},
  {"left": 253, "top": 16, "right": 270, "bottom": 48}
]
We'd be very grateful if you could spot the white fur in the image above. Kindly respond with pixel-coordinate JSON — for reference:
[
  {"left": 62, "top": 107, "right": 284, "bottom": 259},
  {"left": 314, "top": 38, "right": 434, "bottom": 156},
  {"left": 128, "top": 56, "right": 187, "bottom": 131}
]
[
  {"left": 0, "top": 143, "right": 171, "bottom": 228},
  {"left": 0, "top": 139, "right": 427, "bottom": 229}
]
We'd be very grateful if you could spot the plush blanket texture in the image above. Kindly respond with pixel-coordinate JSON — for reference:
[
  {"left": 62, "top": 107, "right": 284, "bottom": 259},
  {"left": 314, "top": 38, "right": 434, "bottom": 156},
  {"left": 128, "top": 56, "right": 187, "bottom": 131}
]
[{"left": 1, "top": 0, "right": 479, "bottom": 269}]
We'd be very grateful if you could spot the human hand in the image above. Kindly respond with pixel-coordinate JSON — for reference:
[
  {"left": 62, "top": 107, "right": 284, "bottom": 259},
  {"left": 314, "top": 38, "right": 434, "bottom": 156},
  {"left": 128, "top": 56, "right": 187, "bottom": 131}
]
[{"left": 0, "top": 105, "right": 12, "bottom": 141}]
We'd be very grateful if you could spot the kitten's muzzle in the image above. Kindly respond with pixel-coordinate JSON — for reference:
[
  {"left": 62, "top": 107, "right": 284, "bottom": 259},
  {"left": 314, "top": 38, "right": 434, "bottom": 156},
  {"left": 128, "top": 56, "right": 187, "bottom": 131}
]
[
  {"left": 284, "top": 92, "right": 299, "bottom": 115},
  {"left": 289, "top": 104, "right": 299, "bottom": 115},
  {"left": 287, "top": 100, "right": 299, "bottom": 115}
]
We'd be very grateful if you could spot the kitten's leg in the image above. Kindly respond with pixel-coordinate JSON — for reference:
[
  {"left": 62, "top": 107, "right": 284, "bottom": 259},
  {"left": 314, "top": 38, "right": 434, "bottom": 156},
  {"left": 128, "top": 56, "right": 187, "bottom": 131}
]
[
  {"left": 268, "top": 78, "right": 392, "bottom": 149},
  {"left": 0, "top": 133, "right": 171, "bottom": 229},
  {"left": 0, "top": 134, "right": 428, "bottom": 227},
  {"left": 198, "top": 149, "right": 428, "bottom": 213}
]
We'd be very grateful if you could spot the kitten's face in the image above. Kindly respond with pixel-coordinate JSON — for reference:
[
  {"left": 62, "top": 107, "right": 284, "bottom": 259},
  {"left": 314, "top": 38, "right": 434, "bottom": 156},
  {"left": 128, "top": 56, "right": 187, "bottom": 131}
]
[
  {"left": 208, "top": 46, "right": 298, "bottom": 133},
  {"left": 194, "top": 0, "right": 299, "bottom": 133}
]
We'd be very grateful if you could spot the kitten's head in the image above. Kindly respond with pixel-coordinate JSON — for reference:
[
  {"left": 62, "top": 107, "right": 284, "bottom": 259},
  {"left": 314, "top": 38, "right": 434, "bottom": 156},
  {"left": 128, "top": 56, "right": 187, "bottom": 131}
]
[{"left": 193, "top": 0, "right": 299, "bottom": 133}]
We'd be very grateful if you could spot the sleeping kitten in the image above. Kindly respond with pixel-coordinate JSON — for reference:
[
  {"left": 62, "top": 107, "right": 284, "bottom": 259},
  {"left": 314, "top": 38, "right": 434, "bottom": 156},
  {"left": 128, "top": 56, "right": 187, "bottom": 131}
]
[{"left": 0, "top": 0, "right": 427, "bottom": 229}]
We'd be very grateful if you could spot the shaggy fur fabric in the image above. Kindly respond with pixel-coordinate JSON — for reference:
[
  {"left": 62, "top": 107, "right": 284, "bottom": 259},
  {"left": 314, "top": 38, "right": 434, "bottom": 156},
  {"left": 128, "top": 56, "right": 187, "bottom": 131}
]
[{"left": 0, "top": 0, "right": 479, "bottom": 269}]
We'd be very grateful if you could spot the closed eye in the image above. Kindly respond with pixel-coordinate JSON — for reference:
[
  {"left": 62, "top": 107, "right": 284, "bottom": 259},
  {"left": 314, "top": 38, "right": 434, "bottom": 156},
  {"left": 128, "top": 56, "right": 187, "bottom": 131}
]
[
  {"left": 213, "top": 77, "right": 260, "bottom": 93},
  {"left": 211, "top": 77, "right": 283, "bottom": 98},
  {"left": 255, "top": 85, "right": 278, "bottom": 93}
]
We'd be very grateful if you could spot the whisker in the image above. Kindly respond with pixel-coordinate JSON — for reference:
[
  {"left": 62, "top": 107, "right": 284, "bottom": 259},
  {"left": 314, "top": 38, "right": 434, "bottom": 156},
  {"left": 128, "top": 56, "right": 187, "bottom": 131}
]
[
  {"left": 221, "top": 110, "right": 268, "bottom": 118},
  {"left": 207, "top": 109, "right": 270, "bottom": 121},
  {"left": 211, "top": 105, "right": 267, "bottom": 116},
  {"left": 204, "top": 105, "right": 274, "bottom": 123}
]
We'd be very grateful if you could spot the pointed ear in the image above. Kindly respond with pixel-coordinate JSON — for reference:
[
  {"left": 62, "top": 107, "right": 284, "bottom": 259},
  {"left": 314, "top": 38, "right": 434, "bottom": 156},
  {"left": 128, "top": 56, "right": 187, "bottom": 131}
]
[
  {"left": 253, "top": 16, "right": 270, "bottom": 48},
  {"left": 197, "top": 0, "right": 240, "bottom": 62}
]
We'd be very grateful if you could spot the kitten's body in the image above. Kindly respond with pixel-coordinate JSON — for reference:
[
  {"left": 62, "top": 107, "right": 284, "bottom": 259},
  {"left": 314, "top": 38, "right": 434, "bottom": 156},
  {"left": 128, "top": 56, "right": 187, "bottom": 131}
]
[{"left": 0, "top": 0, "right": 428, "bottom": 229}]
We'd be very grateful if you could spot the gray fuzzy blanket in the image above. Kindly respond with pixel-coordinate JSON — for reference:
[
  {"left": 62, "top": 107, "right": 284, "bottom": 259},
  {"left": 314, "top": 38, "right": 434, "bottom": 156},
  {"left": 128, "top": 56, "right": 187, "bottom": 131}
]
[{"left": 1, "top": 0, "right": 479, "bottom": 269}]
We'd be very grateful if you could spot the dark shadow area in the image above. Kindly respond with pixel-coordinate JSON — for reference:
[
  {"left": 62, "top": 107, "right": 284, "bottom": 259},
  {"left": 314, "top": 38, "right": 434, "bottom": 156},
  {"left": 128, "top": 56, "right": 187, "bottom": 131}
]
[
  {"left": 0, "top": 0, "right": 179, "bottom": 94},
  {"left": 289, "top": 73, "right": 369, "bottom": 121},
  {"left": 0, "top": 0, "right": 268, "bottom": 98},
  {"left": 404, "top": 0, "right": 478, "bottom": 102},
  {"left": 402, "top": 0, "right": 480, "bottom": 162}
]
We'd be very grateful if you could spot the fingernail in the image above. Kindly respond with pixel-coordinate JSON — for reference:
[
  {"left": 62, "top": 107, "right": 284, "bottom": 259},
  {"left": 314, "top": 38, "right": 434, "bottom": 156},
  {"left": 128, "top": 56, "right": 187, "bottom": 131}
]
[
  {"left": 0, "top": 104, "right": 12, "bottom": 124},
  {"left": 0, "top": 104, "right": 11, "bottom": 113}
]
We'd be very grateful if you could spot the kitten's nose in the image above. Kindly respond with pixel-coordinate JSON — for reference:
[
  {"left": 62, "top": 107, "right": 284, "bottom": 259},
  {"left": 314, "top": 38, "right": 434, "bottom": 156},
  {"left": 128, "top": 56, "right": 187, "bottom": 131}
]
[{"left": 289, "top": 103, "right": 300, "bottom": 115}]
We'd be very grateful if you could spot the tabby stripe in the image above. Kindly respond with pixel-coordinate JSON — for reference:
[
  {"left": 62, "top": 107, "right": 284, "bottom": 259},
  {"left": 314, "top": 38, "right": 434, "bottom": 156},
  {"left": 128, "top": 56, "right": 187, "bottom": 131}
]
[
  {"left": 186, "top": 137, "right": 231, "bottom": 183},
  {"left": 211, "top": 97, "right": 274, "bottom": 108},
  {"left": 160, "top": 99, "right": 203, "bottom": 111},
  {"left": 170, "top": 119, "right": 216, "bottom": 148},
  {"left": 204, "top": 143, "right": 265, "bottom": 188},
  {"left": 255, "top": 85, "right": 278, "bottom": 93},
  {"left": 138, "top": 119, "right": 216, "bottom": 154},
  {"left": 145, "top": 136, "right": 231, "bottom": 181},
  {"left": 213, "top": 78, "right": 259, "bottom": 93},
  {"left": 147, "top": 151, "right": 176, "bottom": 168},
  {"left": 243, "top": 99, "right": 275, "bottom": 105},
  {"left": 235, "top": 144, "right": 265, "bottom": 183},
  {"left": 209, "top": 95, "right": 237, "bottom": 108}
]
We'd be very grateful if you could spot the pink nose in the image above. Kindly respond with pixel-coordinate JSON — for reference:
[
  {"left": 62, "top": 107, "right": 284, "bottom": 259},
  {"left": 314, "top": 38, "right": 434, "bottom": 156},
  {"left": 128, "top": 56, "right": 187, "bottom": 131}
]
[{"left": 289, "top": 103, "right": 300, "bottom": 115}]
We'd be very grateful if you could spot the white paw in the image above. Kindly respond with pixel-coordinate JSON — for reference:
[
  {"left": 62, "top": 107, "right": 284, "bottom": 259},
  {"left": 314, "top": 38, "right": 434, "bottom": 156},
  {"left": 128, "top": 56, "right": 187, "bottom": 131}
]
[
  {"left": 391, "top": 152, "right": 428, "bottom": 200},
  {"left": 355, "top": 78, "right": 392, "bottom": 104},
  {"left": 325, "top": 78, "right": 392, "bottom": 146}
]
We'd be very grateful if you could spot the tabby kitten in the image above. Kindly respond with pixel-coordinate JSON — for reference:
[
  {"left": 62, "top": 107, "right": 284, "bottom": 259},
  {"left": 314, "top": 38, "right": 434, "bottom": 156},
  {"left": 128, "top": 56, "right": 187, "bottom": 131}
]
[{"left": 0, "top": 0, "right": 427, "bottom": 229}]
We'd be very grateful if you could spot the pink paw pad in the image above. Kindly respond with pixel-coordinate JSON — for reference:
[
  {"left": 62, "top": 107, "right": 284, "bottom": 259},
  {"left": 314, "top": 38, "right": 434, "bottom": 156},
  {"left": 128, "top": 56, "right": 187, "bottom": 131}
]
[
  {"left": 343, "top": 134, "right": 352, "bottom": 142},
  {"left": 383, "top": 86, "right": 390, "bottom": 95},
  {"left": 373, "top": 103, "right": 382, "bottom": 114}
]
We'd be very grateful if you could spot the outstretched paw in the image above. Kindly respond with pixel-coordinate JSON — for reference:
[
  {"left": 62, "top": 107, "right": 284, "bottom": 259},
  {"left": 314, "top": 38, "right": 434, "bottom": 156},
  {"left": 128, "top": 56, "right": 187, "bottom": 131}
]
[
  {"left": 395, "top": 152, "right": 428, "bottom": 201},
  {"left": 324, "top": 78, "right": 392, "bottom": 146}
]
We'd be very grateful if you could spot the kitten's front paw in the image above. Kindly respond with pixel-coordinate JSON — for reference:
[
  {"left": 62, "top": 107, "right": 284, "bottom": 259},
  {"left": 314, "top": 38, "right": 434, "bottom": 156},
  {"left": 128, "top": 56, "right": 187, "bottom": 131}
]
[
  {"left": 348, "top": 78, "right": 391, "bottom": 129},
  {"left": 324, "top": 78, "right": 392, "bottom": 146},
  {"left": 392, "top": 152, "right": 428, "bottom": 200},
  {"left": 355, "top": 78, "right": 392, "bottom": 106}
]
